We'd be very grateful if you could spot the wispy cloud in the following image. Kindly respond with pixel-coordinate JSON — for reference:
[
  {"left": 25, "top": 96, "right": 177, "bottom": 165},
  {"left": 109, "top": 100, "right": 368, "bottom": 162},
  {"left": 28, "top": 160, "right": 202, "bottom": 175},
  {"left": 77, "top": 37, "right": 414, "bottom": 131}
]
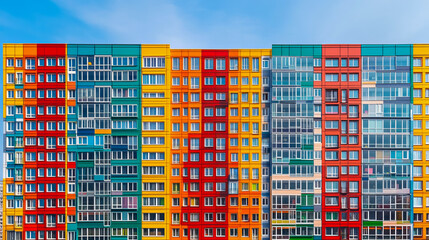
[
  {"left": 272, "top": 0, "right": 429, "bottom": 44},
  {"left": 51, "top": 0, "right": 429, "bottom": 48},
  {"left": 51, "top": 0, "right": 265, "bottom": 48}
]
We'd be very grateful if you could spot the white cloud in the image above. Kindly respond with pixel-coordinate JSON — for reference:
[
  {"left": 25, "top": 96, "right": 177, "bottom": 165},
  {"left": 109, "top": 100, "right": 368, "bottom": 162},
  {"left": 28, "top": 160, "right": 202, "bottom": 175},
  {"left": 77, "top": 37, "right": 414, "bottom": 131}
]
[
  {"left": 48, "top": 0, "right": 429, "bottom": 47},
  {"left": 51, "top": 0, "right": 265, "bottom": 48},
  {"left": 279, "top": 0, "right": 429, "bottom": 44}
]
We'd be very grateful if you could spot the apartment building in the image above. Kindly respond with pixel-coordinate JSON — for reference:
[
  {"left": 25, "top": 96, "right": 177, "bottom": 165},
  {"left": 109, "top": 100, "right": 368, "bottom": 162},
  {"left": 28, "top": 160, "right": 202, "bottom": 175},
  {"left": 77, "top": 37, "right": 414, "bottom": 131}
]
[{"left": 1, "top": 43, "right": 423, "bottom": 240}]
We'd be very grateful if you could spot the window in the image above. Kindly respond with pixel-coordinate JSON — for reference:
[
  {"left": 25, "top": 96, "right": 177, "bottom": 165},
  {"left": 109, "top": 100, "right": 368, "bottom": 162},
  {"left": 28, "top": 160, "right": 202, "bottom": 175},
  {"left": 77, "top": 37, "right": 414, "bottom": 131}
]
[
  {"left": 326, "top": 212, "right": 339, "bottom": 221},
  {"left": 172, "top": 58, "right": 180, "bottom": 70},
  {"left": 191, "top": 57, "right": 200, "bottom": 70},
  {"left": 313, "top": 58, "right": 321, "bottom": 67},
  {"left": 16, "top": 59, "right": 23, "bottom": 67},
  {"left": 414, "top": 197, "right": 423, "bottom": 207},
  {"left": 349, "top": 105, "right": 358, "bottom": 117},
  {"left": 349, "top": 73, "right": 359, "bottom": 81},
  {"left": 314, "top": 73, "right": 321, "bottom": 81},
  {"left": 6, "top": 58, "right": 14, "bottom": 67},
  {"left": 349, "top": 121, "right": 358, "bottom": 133},
  {"left": 325, "top": 135, "right": 338, "bottom": 148},
  {"left": 182, "top": 57, "right": 188, "bottom": 70},
  {"left": 242, "top": 58, "right": 249, "bottom": 70},
  {"left": 414, "top": 89, "right": 422, "bottom": 98},
  {"left": 327, "top": 166, "right": 338, "bottom": 178},
  {"left": 414, "top": 105, "right": 423, "bottom": 114},
  {"left": 349, "top": 182, "right": 358, "bottom": 192},
  {"left": 325, "top": 151, "right": 338, "bottom": 160},
  {"left": 414, "top": 136, "right": 423, "bottom": 145},
  {"left": 216, "top": 58, "right": 226, "bottom": 70},
  {"left": 204, "top": 77, "right": 214, "bottom": 85},
  {"left": 216, "top": 77, "right": 225, "bottom": 85},
  {"left": 230, "top": 58, "right": 238, "bottom": 70},
  {"left": 325, "top": 74, "right": 339, "bottom": 82},
  {"left": 414, "top": 73, "right": 422, "bottom": 83},
  {"left": 191, "top": 77, "right": 199, "bottom": 89},
  {"left": 326, "top": 227, "right": 339, "bottom": 236},
  {"left": 325, "top": 182, "right": 338, "bottom": 193},
  {"left": 262, "top": 58, "right": 270, "bottom": 69},
  {"left": 349, "top": 90, "right": 359, "bottom": 99},
  {"left": 349, "top": 59, "right": 359, "bottom": 67},
  {"left": 26, "top": 58, "right": 36, "bottom": 69},
  {"left": 26, "top": 74, "right": 35, "bottom": 83},
  {"left": 46, "top": 58, "right": 56, "bottom": 66},
  {"left": 230, "top": 77, "right": 238, "bottom": 85},
  {"left": 414, "top": 166, "right": 423, "bottom": 177},
  {"left": 326, "top": 121, "right": 338, "bottom": 129},
  {"left": 414, "top": 181, "right": 423, "bottom": 190},
  {"left": 325, "top": 105, "right": 339, "bottom": 114},
  {"left": 142, "top": 74, "right": 165, "bottom": 85},
  {"left": 241, "top": 93, "right": 248, "bottom": 103},
  {"left": 172, "top": 77, "right": 180, "bottom": 86},
  {"left": 414, "top": 58, "right": 422, "bottom": 67},
  {"left": 326, "top": 89, "right": 338, "bottom": 102},
  {"left": 325, "top": 59, "right": 339, "bottom": 67},
  {"left": 205, "top": 58, "right": 213, "bottom": 69},
  {"left": 252, "top": 58, "right": 259, "bottom": 71},
  {"left": 143, "top": 57, "right": 165, "bottom": 68}
]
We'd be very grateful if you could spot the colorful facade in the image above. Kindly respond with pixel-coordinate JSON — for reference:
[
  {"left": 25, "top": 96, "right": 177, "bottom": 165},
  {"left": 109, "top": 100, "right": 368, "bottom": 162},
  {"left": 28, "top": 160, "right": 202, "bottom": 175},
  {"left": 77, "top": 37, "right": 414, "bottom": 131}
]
[
  {"left": 412, "top": 44, "right": 429, "bottom": 239},
  {"left": 1, "top": 43, "right": 426, "bottom": 240}
]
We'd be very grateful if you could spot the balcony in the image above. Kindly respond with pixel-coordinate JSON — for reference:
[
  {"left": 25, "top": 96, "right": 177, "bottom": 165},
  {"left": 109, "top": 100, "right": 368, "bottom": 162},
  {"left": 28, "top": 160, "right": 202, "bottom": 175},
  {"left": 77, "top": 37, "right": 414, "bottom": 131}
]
[
  {"left": 326, "top": 90, "right": 338, "bottom": 102},
  {"left": 47, "top": 222, "right": 56, "bottom": 228},
  {"left": 349, "top": 112, "right": 358, "bottom": 118},
  {"left": 26, "top": 176, "right": 36, "bottom": 181},
  {"left": 325, "top": 143, "right": 338, "bottom": 148},
  {"left": 326, "top": 96, "right": 338, "bottom": 102}
]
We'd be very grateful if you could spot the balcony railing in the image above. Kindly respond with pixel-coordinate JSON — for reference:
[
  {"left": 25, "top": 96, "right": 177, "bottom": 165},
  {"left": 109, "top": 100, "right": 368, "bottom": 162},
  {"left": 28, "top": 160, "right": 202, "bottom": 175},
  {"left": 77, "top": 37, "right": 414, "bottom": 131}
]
[
  {"left": 47, "top": 222, "right": 56, "bottom": 227},
  {"left": 325, "top": 143, "right": 338, "bottom": 148},
  {"left": 172, "top": 220, "right": 180, "bottom": 225},
  {"left": 326, "top": 97, "right": 338, "bottom": 102}
]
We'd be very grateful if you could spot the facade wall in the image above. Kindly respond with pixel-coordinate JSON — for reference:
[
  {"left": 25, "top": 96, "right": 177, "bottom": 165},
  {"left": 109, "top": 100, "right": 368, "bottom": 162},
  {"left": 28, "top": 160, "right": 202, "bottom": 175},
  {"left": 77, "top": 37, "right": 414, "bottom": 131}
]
[
  {"left": 3, "top": 44, "right": 68, "bottom": 240},
  {"left": 318, "top": 45, "right": 362, "bottom": 240},
  {"left": 412, "top": 44, "right": 429, "bottom": 239},
  {"left": 1, "top": 43, "right": 421, "bottom": 240},
  {"left": 361, "top": 44, "right": 413, "bottom": 240},
  {"left": 270, "top": 45, "right": 321, "bottom": 240}
]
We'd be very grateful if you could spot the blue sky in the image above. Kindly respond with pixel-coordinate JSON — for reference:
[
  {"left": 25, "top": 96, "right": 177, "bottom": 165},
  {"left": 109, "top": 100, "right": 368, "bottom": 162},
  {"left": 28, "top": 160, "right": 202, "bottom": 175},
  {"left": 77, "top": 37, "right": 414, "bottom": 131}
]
[
  {"left": 1, "top": 0, "right": 429, "bottom": 177},
  {"left": 2, "top": 0, "right": 429, "bottom": 48}
]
